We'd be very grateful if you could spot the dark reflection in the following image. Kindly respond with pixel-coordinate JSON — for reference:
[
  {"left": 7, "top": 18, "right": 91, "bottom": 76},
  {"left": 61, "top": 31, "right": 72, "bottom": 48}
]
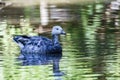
[{"left": 17, "top": 51, "right": 64, "bottom": 77}]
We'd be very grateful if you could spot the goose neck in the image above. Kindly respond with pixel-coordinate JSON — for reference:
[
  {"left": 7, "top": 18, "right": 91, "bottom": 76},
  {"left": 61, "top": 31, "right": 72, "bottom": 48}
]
[{"left": 52, "top": 35, "right": 59, "bottom": 44}]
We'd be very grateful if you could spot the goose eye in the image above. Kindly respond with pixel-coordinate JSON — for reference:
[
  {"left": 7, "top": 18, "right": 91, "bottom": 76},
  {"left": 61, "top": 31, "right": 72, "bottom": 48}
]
[{"left": 56, "top": 28, "right": 59, "bottom": 30}]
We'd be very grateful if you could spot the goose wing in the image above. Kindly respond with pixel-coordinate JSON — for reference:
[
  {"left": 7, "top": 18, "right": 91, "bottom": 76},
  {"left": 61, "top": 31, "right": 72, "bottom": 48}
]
[
  {"left": 13, "top": 35, "right": 52, "bottom": 47},
  {"left": 13, "top": 35, "right": 31, "bottom": 48},
  {"left": 21, "top": 36, "right": 54, "bottom": 54},
  {"left": 27, "top": 36, "right": 53, "bottom": 46}
]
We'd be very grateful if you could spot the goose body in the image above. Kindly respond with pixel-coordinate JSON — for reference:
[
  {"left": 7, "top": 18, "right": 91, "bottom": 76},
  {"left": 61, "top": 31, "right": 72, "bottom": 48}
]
[{"left": 13, "top": 26, "right": 66, "bottom": 55}]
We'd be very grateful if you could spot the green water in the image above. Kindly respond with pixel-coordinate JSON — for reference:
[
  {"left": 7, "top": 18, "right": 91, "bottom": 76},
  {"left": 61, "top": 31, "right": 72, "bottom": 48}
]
[{"left": 0, "top": 1, "right": 120, "bottom": 80}]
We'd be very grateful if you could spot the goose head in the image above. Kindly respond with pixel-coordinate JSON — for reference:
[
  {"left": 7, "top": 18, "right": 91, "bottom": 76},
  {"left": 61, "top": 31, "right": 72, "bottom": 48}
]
[{"left": 51, "top": 26, "right": 66, "bottom": 35}]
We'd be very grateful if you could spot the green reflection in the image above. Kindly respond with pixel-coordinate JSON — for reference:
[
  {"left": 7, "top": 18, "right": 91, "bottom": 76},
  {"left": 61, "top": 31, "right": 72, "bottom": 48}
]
[{"left": 0, "top": 1, "right": 120, "bottom": 80}]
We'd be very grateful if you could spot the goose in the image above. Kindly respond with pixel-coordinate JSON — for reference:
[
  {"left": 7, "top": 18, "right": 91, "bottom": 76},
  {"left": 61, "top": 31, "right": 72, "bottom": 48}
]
[{"left": 13, "top": 26, "right": 66, "bottom": 55}]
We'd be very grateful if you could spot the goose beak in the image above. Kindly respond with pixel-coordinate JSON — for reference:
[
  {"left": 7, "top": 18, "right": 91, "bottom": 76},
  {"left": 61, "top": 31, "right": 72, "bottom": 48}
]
[{"left": 61, "top": 30, "right": 66, "bottom": 35}]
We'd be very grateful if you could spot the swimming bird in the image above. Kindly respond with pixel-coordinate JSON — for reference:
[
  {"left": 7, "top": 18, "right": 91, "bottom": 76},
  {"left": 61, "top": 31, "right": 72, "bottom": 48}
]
[{"left": 13, "top": 26, "right": 66, "bottom": 55}]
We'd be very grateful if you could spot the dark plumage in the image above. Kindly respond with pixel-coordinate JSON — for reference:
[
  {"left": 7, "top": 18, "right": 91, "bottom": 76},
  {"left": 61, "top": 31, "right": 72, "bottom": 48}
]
[{"left": 13, "top": 26, "right": 66, "bottom": 55}]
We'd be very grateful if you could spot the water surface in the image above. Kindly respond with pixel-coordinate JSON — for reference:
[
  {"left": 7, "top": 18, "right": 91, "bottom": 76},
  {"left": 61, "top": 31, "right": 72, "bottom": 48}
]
[{"left": 0, "top": 1, "right": 120, "bottom": 80}]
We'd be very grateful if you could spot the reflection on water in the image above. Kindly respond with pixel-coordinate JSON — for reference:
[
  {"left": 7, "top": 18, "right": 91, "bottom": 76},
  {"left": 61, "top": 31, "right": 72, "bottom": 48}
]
[
  {"left": 0, "top": 0, "right": 120, "bottom": 80},
  {"left": 18, "top": 51, "right": 64, "bottom": 77}
]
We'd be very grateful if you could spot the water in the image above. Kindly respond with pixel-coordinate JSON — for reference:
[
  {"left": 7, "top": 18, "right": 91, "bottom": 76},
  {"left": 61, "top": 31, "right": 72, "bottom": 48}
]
[{"left": 0, "top": 1, "right": 120, "bottom": 80}]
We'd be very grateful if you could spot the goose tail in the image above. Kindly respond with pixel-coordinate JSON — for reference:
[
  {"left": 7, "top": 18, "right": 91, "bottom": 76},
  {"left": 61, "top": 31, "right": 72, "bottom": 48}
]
[{"left": 13, "top": 35, "right": 30, "bottom": 48}]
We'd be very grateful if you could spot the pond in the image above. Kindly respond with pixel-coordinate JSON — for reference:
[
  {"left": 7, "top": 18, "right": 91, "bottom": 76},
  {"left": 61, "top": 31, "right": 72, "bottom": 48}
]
[{"left": 0, "top": 0, "right": 120, "bottom": 80}]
